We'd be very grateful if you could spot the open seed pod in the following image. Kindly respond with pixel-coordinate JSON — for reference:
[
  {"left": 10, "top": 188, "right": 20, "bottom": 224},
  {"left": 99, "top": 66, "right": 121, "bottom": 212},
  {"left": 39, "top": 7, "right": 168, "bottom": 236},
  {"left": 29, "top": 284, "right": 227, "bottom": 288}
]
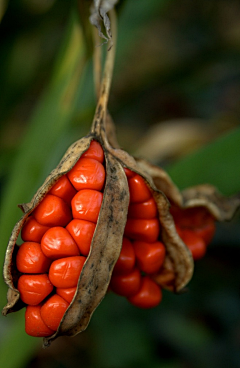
[
  {"left": 2, "top": 27, "right": 195, "bottom": 346},
  {"left": 2, "top": 11, "right": 240, "bottom": 347},
  {"left": 2, "top": 128, "right": 195, "bottom": 346}
]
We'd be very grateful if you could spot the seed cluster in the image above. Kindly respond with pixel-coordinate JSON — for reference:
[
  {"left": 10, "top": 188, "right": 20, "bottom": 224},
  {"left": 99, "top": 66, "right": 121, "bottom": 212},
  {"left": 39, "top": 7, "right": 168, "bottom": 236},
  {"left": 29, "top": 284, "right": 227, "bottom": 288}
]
[
  {"left": 16, "top": 141, "right": 105, "bottom": 337},
  {"left": 15, "top": 140, "right": 216, "bottom": 338},
  {"left": 110, "top": 168, "right": 165, "bottom": 308}
]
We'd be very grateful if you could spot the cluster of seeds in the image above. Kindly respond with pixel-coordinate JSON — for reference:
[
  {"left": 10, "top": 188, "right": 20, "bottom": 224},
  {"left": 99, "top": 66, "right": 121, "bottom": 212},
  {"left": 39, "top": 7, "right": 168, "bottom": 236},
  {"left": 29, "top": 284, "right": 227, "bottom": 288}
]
[
  {"left": 15, "top": 140, "right": 216, "bottom": 338},
  {"left": 16, "top": 141, "right": 105, "bottom": 337},
  {"left": 109, "top": 172, "right": 216, "bottom": 307},
  {"left": 109, "top": 168, "right": 165, "bottom": 308}
]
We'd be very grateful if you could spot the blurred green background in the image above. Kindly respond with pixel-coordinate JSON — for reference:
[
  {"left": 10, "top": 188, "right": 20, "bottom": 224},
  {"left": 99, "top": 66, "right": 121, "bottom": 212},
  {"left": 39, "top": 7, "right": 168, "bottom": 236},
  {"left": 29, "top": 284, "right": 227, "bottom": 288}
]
[{"left": 0, "top": 0, "right": 240, "bottom": 367}]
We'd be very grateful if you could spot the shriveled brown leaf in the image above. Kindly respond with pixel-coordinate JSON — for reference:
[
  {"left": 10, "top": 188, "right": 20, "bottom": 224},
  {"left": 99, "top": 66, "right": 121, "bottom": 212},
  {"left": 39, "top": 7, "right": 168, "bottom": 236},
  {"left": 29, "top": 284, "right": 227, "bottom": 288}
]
[
  {"left": 181, "top": 185, "right": 240, "bottom": 221},
  {"left": 90, "top": 0, "right": 118, "bottom": 48}
]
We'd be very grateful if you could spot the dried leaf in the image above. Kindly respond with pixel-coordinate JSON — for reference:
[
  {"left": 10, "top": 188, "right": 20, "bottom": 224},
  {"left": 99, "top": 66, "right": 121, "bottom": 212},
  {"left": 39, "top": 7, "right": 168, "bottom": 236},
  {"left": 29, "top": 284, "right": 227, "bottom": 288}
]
[
  {"left": 90, "top": 0, "right": 118, "bottom": 47},
  {"left": 181, "top": 185, "right": 240, "bottom": 221}
]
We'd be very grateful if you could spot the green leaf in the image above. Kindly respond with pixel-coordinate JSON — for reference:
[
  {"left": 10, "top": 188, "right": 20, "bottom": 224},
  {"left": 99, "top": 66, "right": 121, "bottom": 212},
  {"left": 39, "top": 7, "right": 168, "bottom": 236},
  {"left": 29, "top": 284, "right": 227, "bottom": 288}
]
[{"left": 166, "top": 127, "right": 240, "bottom": 196}]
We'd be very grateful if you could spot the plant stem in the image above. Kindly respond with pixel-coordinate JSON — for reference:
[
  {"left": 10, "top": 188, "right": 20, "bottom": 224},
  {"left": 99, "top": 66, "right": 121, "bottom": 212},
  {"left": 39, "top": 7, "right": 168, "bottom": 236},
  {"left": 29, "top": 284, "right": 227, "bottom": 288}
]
[{"left": 91, "top": 9, "right": 117, "bottom": 135}]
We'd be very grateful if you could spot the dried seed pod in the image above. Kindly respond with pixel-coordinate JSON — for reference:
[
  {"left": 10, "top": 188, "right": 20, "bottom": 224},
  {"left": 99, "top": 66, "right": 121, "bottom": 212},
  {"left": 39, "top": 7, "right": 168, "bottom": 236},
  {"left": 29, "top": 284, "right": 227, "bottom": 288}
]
[
  {"left": 2, "top": 11, "right": 240, "bottom": 347},
  {"left": 2, "top": 136, "right": 130, "bottom": 344},
  {"left": 2, "top": 65, "right": 194, "bottom": 347},
  {"left": 3, "top": 91, "right": 239, "bottom": 346},
  {"left": 2, "top": 29, "right": 131, "bottom": 346}
]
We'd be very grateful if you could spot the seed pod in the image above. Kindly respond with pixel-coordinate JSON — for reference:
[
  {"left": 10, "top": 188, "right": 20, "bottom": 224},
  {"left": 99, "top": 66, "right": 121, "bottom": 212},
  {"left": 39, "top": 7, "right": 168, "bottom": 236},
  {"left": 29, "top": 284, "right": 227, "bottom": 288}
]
[
  {"left": 2, "top": 98, "right": 195, "bottom": 346},
  {"left": 2, "top": 17, "right": 240, "bottom": 347},
  {"left": 2, "top": 111, "right": 197, "bottom": 344},
  {"left": 3, "top": 110, "right": 240, "bottom": 346}
]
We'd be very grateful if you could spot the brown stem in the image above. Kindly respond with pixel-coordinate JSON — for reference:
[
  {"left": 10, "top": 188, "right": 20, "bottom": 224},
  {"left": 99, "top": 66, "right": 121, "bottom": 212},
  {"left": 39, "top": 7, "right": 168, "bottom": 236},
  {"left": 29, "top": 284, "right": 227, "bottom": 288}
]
[{"left": 91, "top": 9, "right": 117, "bottom": 136}]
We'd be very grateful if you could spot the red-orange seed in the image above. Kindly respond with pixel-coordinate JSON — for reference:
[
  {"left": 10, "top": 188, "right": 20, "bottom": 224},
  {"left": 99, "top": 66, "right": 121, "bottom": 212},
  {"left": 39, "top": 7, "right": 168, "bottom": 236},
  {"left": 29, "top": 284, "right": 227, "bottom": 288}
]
[
  {"left": 110, "top": 268, "right": 141, "bottom": 297},
  {"left": 41, "top": 227, "right": 80, "bottom": 259},
  {"left": 49, "top": 175, "right": 77, "bottom": 205},
  {"left": 67, "top": 158, "right": 105, "bottom": 191},
  {"left": 124, "top": 168, "right": 135, "bottom": 178},
  {"left": 128, "top": 175, "right": 152, "bottom": 203},
  {"left": 81, "top": 140, "right": 104, "bottom": 163},
  {"left": 128, "top": 277, "right": 162, "bottom": 309},
  {"left": 178, "top": 229, "right": 207, "bottom": 261},
  {"left": 66, "top": 219, "right": 96, "bottom": 256},
  {"left": 128, "top": 198, "right": 158, "bottom": 219},
  {"left": 124, "top": 218, "right": 160, "bottom": 243},
  {"left": 21, "top": 217, "right": 50, "bottom": 243},
  {"left": 71, "top": 190, "right": 103, "bottom": 223},
  {"left": 25, "top": 305, "right": 54, "bottom": 337},
  {"left": 41, "top": 294, "right": 69, "bottom": 331},
  {"left": 133, "top": 240, "right": 165, "bottom": 274},
  {"left": 18, "top": 274, "right": 53, "bottom": 305},
  {"left": 16, "top": 242, "right": 51, "bottom": 274},
  {"left": 49, "top": 256, "right": 86, "bottom": 288},
  {"left": 33, "top": 194, "right": 72, "bottom": 227},
  {"left": 194, "top": 223, "right": 216, "bottom": 245},
  {"left": 171, "top": 206, "right": 216, "bottom": 244},
  {"left": 56, "top": 287, "right": 77, "bottom": 304}
]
